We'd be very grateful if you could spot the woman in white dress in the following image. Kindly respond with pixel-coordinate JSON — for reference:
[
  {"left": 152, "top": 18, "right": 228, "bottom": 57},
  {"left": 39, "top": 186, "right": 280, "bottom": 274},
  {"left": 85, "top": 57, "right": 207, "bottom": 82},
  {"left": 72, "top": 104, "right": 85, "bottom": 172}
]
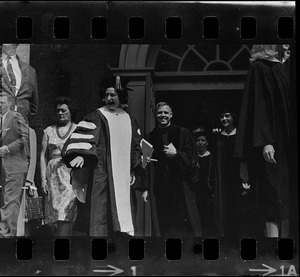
[{"left": 40, "top": 97, "right": 77, "bottom": 236}]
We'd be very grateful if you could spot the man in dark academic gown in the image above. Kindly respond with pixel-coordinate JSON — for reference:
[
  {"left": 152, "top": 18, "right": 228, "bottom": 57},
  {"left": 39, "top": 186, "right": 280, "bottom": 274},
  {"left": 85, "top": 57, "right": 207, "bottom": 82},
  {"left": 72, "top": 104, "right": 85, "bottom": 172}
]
[
  {"left": 62, "top": 76, "right": 142, "bottom": 236},
  {"left": 235, "top": 45, "right": 291, "bottom": 237},
  {"left": 143, "top": 102, "right": 201, "bottom": 237}
]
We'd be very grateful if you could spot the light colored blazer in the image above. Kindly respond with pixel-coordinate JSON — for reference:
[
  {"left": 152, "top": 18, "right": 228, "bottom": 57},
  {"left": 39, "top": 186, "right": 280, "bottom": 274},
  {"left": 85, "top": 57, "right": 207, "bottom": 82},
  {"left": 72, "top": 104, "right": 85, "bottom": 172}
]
[
  {"left": 1, "top": 55, "right": 38, "bottom": 124},
  {"left": 0, "top": 110, "right": 29, "bottom": 174}
]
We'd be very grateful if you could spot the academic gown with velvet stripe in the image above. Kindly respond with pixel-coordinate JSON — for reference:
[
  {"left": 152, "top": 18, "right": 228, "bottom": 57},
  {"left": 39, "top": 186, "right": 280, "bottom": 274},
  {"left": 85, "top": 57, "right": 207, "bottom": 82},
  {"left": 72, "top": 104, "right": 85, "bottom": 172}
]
[{"left": 62, "top": 108, "right": 142, "bottom": 236}]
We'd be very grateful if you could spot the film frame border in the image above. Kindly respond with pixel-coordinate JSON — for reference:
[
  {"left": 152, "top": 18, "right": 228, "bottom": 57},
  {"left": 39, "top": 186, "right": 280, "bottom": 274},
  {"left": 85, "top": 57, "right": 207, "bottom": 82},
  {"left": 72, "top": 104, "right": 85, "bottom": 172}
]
[
  {"left": 0, "top": 1, "right": 297, "bottom": 276},
  {"left": 0, "top": 1, "right": 295, "bottom": 44}
]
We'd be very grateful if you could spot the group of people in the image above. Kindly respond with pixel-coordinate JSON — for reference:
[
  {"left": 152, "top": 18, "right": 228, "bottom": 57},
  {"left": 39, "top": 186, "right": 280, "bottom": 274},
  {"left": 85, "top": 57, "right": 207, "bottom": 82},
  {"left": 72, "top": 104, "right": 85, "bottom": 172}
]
[{"left": 0, "top": 44, "right": 291, "bottom": 238}]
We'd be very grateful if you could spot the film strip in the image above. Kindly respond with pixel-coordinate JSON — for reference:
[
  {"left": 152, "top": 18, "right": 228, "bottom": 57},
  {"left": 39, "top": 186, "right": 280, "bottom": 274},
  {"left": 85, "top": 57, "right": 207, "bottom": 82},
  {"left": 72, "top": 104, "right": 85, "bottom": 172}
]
[
  {"left": 1, "top": 12, "right": 296, "bottom": 41},
  {"left": 0, "top": 1, "right": 297, "bottom": 276}
]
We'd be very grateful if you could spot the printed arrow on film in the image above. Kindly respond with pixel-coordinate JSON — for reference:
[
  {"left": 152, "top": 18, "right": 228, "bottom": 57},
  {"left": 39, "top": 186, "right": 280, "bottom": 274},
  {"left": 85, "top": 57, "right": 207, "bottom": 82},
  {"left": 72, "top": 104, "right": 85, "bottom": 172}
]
[
  {"left": 93, "top": 265, "right": 124, "bottom": 276},
  {"left": 249, "top": 264, "right": 277, "bottom": 276}
]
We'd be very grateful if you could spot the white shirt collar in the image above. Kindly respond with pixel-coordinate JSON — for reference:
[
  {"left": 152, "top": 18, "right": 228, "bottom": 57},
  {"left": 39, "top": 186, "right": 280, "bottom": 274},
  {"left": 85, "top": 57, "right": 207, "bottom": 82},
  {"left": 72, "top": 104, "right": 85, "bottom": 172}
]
[
  {"left": 10, "top": 54, "right": 18, "bottom": 63},
  {"left": 199, "top": 150, "right": 210, "bottom": 157},
  {"left": 2, "top": 53, "right": 17, "bottom": 63},
  {"left": 221, "top": 128, "right": 237, "bottom": 136},
  {"left": 158, "top": 122, "right": 171, "bottom": 129}
]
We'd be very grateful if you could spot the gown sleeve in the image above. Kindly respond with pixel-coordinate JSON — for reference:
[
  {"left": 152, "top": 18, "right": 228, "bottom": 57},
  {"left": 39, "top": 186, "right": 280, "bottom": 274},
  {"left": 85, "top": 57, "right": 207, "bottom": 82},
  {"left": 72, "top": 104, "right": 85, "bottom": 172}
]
[
  {"left": 130, "top": 116, "right": 143, "bottom": 174},
  {"left": 7, "top": 112, "right": 29, "bottom": 155},
  {"left": 62, "top": 111, "right": 101, "bottom": 168},
  {"left": 176, "top": 127, "right": 199, "bottom": 184},
  {"left": 235, "top": 60, "right": 277, "bottom": 158}
]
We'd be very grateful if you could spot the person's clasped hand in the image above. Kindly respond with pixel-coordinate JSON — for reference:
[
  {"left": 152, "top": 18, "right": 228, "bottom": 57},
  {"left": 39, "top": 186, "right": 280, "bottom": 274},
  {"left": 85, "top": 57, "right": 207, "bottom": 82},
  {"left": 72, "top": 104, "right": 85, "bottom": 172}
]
[
  {"left": 212, "top": 128, "right": 221, "bottom": 133},
  {"left": 142, "top": 191, "right": 148, "bottom": 202},
  {"left": 163, "top": 143, "right": 177, "bottom": 158},
  {"left": 70, "top": 156, "right": 84, "bottom": 168},
  {"left": 26, "top": 182, "right": 37, "bottom": 197},
  {"left": 130, "top": 172, "right": 136, "bottom": 186},
  {"left": 146, "top": 156, "right": 152, "bottom": 163},
  {"left": 41, "top": 178, "right": 48, "bottom": 195},
  {"left": 0, "top": 146, "right": 9, "bottom": 157},
  {"left": 263, "top": 144, "right": 276, "bottom": 164},
  {"left": 241, "top": 182, "right": 251, "bottom": 196}
]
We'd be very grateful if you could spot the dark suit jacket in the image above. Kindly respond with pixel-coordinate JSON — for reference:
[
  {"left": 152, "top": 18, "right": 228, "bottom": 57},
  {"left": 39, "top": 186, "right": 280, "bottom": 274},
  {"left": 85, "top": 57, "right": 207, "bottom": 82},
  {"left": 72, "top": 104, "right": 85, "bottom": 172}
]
[
  {"left": 1, "top": 55, "right": 38, "bottom": 124},
  {"left": 0, "top": 110, "right": 29, "bottom": 174}
]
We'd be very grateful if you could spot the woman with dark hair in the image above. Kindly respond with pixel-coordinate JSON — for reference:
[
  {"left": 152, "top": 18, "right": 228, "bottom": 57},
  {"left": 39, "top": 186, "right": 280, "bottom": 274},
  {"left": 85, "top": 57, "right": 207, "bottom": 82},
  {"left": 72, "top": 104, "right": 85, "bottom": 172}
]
[
  {"left": 212, "top": 108, "right": 247, "bottom": 237},
  {"left": 61, "top": 75, "right": 142, "bottom": 237},
  {"left": 40, "top": 97, "right": 78, "bottom": 236}
]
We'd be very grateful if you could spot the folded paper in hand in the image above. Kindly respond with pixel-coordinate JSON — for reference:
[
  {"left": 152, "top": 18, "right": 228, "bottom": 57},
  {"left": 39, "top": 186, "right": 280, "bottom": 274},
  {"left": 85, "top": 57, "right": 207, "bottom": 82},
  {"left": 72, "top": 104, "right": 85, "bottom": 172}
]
[{"left": 141, "top": 138, "right": 154, "bottom": 168}]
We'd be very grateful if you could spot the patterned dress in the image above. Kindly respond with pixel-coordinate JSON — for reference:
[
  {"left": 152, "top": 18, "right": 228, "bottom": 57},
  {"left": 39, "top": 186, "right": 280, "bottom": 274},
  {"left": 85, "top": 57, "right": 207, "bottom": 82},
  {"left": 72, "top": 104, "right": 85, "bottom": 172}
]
[{"left": 44, "top": 124, "right": 77, "bottom": 224}]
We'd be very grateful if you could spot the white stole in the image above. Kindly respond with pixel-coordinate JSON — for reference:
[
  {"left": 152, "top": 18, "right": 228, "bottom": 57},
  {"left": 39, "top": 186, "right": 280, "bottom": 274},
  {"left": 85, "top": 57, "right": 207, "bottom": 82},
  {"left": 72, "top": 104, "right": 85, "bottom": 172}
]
[{"left": 100, "top": 107, "right": 134, "bottom": 236}]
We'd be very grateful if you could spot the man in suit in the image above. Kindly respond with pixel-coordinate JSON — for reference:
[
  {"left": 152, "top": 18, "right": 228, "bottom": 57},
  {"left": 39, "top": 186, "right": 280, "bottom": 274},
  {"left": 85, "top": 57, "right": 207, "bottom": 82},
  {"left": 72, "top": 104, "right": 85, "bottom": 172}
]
[
  {"left": 1, "top": 44, "right": 38, "bottom": 124},
  {"left": 1, "top": 44, "right": 38, "bottom": 213},
  {"left": 0, "top": 92, "right": 29, "bottom": 237}
]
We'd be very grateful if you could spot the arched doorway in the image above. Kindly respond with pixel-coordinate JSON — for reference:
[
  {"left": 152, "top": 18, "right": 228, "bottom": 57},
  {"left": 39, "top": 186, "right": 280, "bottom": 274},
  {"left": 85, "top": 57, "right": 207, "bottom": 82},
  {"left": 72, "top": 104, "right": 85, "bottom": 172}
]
[
  {"left": 114, "top": 44, "right": 252, "bottom": 236},
  {"left": 115, "top": 44, "right": 251, "bottom": 133}
]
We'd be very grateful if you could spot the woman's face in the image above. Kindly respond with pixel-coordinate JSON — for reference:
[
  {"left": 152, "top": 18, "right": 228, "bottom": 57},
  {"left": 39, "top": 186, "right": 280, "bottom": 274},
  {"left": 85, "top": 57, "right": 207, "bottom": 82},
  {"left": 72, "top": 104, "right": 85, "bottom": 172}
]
[
  {"left": 104, "top": 87, "right": 120, "bottom": 110},
  {"left": 220, "top": 113, "right": 234, "bottom": 128},
  {"left": 56, "top": 104, "right": 72, "bottom": 124}
]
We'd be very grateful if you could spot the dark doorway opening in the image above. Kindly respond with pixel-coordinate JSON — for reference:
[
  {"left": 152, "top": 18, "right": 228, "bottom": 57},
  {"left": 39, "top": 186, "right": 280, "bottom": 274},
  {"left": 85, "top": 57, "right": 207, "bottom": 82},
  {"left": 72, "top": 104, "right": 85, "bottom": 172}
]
[{"left": 155, "top": 90, "right": 244, "bottom": 131}]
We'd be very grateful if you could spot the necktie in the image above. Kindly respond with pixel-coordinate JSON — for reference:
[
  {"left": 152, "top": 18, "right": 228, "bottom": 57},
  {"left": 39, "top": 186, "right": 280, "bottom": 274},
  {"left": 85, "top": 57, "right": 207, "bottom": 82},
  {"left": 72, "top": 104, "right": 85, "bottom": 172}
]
[
  {"left": 6, "top": 56, "right": 16, "bottom": 87},
  {"left": 0, "top": 116, "right": 3, "bottom": 136}
]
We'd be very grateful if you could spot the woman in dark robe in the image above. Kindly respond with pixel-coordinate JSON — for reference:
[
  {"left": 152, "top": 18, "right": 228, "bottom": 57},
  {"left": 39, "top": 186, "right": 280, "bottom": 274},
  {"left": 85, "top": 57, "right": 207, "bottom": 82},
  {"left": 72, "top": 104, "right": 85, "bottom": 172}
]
[
  {"left": 62, "top": 76, "right": 143, "bottom": 237},
  {"left": 235, "top": 45, "right": 291, "bottom": 238},
  {"left": 212, "top": 109, "right": 247, "bottom": 237}
]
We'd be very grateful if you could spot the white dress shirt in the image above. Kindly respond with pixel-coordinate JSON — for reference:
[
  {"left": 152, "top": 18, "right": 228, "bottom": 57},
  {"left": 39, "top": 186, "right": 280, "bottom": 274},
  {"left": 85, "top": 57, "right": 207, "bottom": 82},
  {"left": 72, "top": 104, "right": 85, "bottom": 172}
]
[{"left": 0, "top": 110, "right": 9, "bottom": 127}]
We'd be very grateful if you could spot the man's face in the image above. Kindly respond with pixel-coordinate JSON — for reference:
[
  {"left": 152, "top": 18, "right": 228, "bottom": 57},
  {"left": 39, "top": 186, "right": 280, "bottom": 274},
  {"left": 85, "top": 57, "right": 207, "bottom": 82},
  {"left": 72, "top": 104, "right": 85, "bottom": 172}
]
[
  {"left": 0, "top": 96, "right": 11, "bottom": 115},
  {"left": 220, "top": 113, "right": 234, "bottom": 128},
  {"left": 104, "top": 87, "right": 120, "bottom": 111},
  {"left": 156, "top": 105, "right": 172, "bottom": 127},
  {"left": 2, "top": 44, "right": 18, "bottom": 56},
  {"left": 195, "top": 135, "right": 208, "bottom": 152}
]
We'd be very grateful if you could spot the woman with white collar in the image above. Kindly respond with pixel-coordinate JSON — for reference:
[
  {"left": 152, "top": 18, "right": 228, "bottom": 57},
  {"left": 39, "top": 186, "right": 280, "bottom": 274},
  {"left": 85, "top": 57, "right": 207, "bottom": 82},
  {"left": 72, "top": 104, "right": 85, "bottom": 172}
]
[{"left": 212, "top": 108, "right": 246, "bottom": 238}]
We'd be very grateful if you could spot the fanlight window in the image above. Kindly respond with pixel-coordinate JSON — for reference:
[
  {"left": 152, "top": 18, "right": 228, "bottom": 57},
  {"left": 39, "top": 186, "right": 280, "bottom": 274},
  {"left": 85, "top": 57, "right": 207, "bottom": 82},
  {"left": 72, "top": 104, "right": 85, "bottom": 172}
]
[{"left": 155, "top": 44, "right": 252, "bottom": 72}]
